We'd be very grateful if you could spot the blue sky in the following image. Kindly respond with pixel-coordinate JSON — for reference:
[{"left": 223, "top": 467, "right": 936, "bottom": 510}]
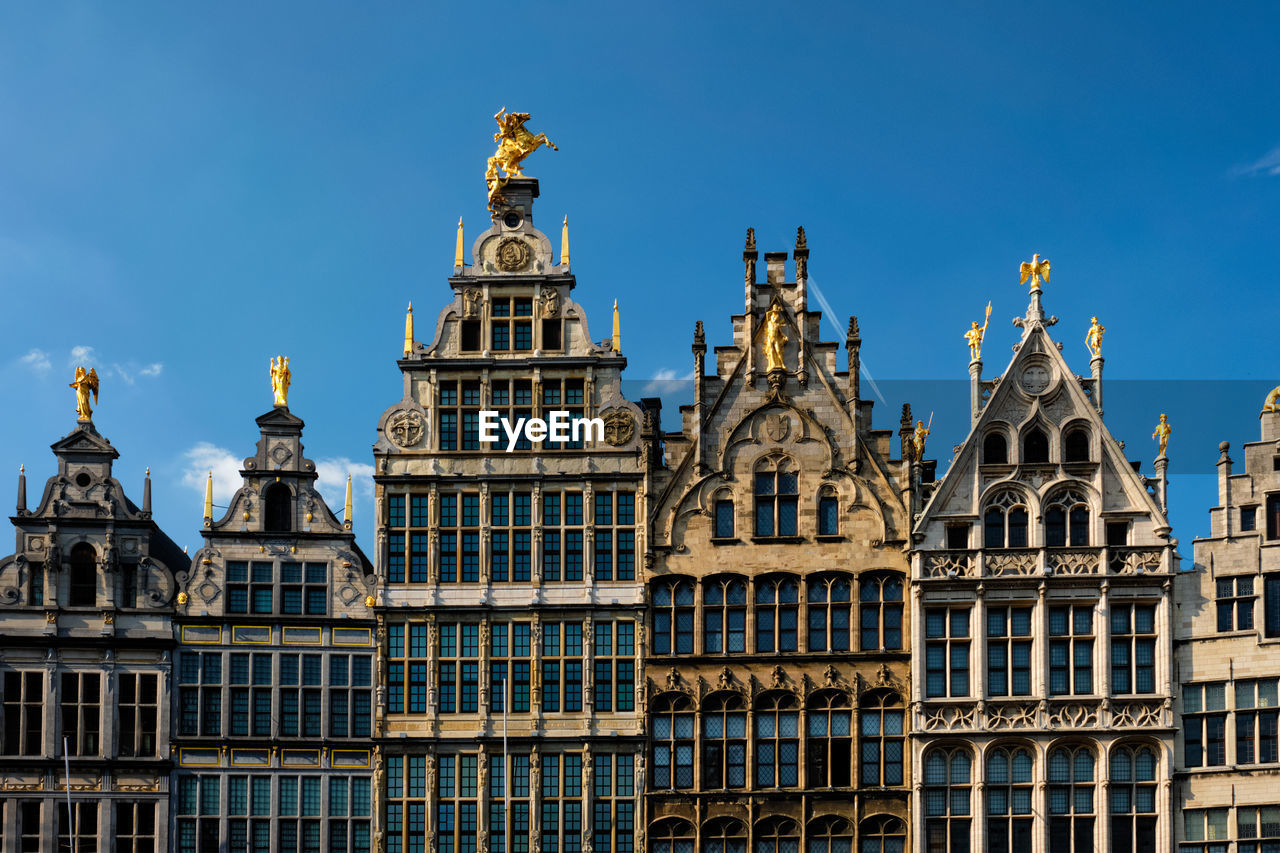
[{"left": 1, "top": 2, "right": 1277, "bottom": 555}]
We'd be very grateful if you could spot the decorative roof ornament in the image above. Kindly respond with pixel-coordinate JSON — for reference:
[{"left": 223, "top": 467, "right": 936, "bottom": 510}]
[
  {"left": 1264, "top": 386, "right": 1280, "bottom": 413},
  {"left": 270, "top": 356, "right": 291, "bottom": 407},
  {"left": 561, "top": 216, "right": 570, "bottom": 268},
  {"left": 611, "top": 300, "right": 622, "bottom": 353},
  {"left": 965, "top": 302, "right": 992, "bottom": 362},
  {"left": 1086, "top": 316, "right": 1106, "bottom": 359},
  {"left": 454, "top": 218, "right": 465, "bottom": 269},
  {"left": 69, "top": 366, "right": 99, "bottom": 422},
  {"left": 486, "top": 108, "right": 558, "bottom": 213},
  {"left": 1019, "top": 253, "right": 1051, "bottom": 293},
  {"left": 403, "top": 304, "right": 415, "bottom": 358},
  {"left": 1152, "top": 413, "right": 1172, "bottom": 457},
  {"left": 763, "top": 300, "right": 788, "bottom": 373}
]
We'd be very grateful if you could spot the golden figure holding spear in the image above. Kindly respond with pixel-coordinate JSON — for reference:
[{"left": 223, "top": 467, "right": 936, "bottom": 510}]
[
  {"left": 965, "top": 302, "right": 992, "bottom": 361},
  {"left": 912, "top": 413, "right": 933, "bottom": 461}
]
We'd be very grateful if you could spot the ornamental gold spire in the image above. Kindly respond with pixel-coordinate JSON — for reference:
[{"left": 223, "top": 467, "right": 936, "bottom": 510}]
[
  {"left": 404, "top": 303, "right": 415, "bottom": 358},
  {"left": 344, "top": 474, "right": 353, "bottom": 530},
  {"left": 561, "top": 216, "right": 570, "bottom": 268},
  {"left": 454, "top": 218, "right": 465, "bottom": 269},
  {"left": 612, "top": 299, "right": 621, "bottom": 353},
  {"left": 203, "top": 471, "right": 213, "bottom": 526}
]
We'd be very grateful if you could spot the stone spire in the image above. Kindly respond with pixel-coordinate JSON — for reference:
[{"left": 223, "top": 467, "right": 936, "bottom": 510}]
[{"left": 16, "top": 464, "right": 25, "bottom": 516}]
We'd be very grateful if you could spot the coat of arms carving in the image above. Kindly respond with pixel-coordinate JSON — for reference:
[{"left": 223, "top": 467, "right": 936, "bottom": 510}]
[{"left": 388, "top": 411, "right": 426, "bottom": 448}]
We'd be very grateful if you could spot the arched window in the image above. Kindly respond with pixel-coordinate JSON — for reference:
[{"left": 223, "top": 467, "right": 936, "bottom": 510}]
[
  {"left": 701, "top": 694, "right": 747, "bottom": 789},
  {"left": 1048, "top": 745, "right": 1095, "bottom": 853},
  {"left": 856, "top": 816, "right": 904, "bottom": 853},
  {"left": 859, "top": 574, "right": 904, "bottom": 651},
  {"left": 807, "top": 574, "right": 852, "bottom": 652},
  {"left": 924, "top": 748, "right": 972, "bottom": 853},
  {"left": 650, "top": 694, "right": 695, "bottom": 790},
  {"left": 756, "top": 576, "right": 799, "bottom": 652},
  {"left": 714, "top": 495, "right": 735, "bottom": 538},
  {"left": 755, "top": 461, "right": 798, "bottom": 537},
  {"left": 984, "top": 491, "right": 1029, "bottom": 549},
  {"left": 755, "top": 694, "right": 799, "bottom": 788},
  {"left": 804, "top": 692, "right": 851, "bottom": 788},
  {"left": 68, "top": 543, "right": 97, "bottom": 607},
  {"left": 859, "top": 691, "right": 904, "bottom": 787},
  {"left": 985, "top": 746, "right": 1033, "bottom": 853},
  {"left": 1023, "top": 427, "right": 1050, "bottom": 464},
  {"left": 703, "top": 818, "right": 746, "bottom": 853},
  {"left": 1064, "top": 427, "right": 1090, "bottom": 463},
  {"left": 754, "top": 817, "right": 799, "bottom": 853},
  {"left": 705, "top": 577, "right": 747, "bottom": 654},
  {"left": 648, "top": 819, "right": 693, "bottom": 853},
  {"left": 1045, "top": 489, "right": 1090, "bottom": 547},
  {"left": 806, "top": 817, "right": 853, "bottom": 853},
  {"left": 652, "top": 579, "right": 695, "bottom": 655},
  {"left": 983, "top": 432, "right": 1008, "bottom": 465},
  {"left": 817, "top": 487, "right": 839, "bottom": 536},
  {"left": 264, "top": 482, "right": 293, "bottom": 532},
  {"left": 1109, "top": 745, "right": 1157, "bottom": 853}
]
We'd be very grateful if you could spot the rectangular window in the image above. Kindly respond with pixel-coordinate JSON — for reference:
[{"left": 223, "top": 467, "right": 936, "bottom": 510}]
[
  {"left": 592, "top": 753, "right": 636, "bottom": 853},
  {"left": 1183, "top": 683, "right": 1228, "bottom": 767},
  {"left": 1268, "top": 575, "right": 1280, "bottom": 638},
  {"left": 118, "top": 672, "right": 159, "bottom": 757},
  {"left": 1242, "top": 506, "right": 1259, "bottom": 532},
  {"left": 1236, "top": 678, "right": 1280, "bottom": 765},
  {"left": 60, "top": 672, "right": 101, "bottom": 756},
  {"left": 438, "top": 624, "right": 481, "bottom": 714},
  {"left": 329, "top": 655, "right": 374, "bottom": 738},
  {"left": 541, "top": 622, "right": 583, "bottom": 713},
  {"left": 2, "top": 671, "right": 44, "bottom": 755},
  {"left": 817, "top": 495, "right": 839, "bottom": 536},
  {"left": 1217, "top": 575, "right": 1256, "bottom": 632},
  {"left": 986, "top": 607, "right": 1033, "bottom": 696},
  {"left": 542, "top": 490, "right": 586, "bottom": 582},
  {"left": 1048, "top": 605, "right": 1094, "bottom": 696},
  {"left": 1237, "top": 804, "right": 1280, "bottom": 853},
  {"left": 388, "top": 626, "right": 430, "bottom": 715},
  {"left": 714, "top": 500, "right": 734, "bottom": 538},
  {"left": 58, "top": 802, "right": 98, "bottom": 853},
  {"left": 593, "top": 620, "right": 635, "bottom": 713},
  {"left": 924, "top": 607, "right": 970, "bottom": 698},
  {"left": 945, "top": 525, "right": 969, "bottom": 549},
  {"left": 491, "top": 621, "right": 533, "bottom": 713},
  {"left": 1110, "top": 603, "right": 1156, "bottom": 694}
]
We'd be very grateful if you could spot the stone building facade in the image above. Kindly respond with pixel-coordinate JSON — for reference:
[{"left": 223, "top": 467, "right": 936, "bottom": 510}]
[
  {"left": 173, "top": 403, "right": 377, "bottom": 852},
  {"left": 372, "top": 177, "right": 646, "bottom": 853},
  {"left": 1174, "top": 407, "right": 1280, "bottom": 852},
  {"left": 911, "top": 287, "right": 1178, "bottom": 853},
  {"left": 0, "top": 414, "right": 186, "bottom": 851},
  {"left": 643, "top": 229, "right": 914, "bottom": 853}
]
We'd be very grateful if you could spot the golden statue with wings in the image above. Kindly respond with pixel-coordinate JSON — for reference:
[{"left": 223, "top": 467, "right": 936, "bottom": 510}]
[
  {"left": 487, "top": 108, "right": 558, "bottom": 212},
  {"left": 964, "top": 302, "right": 992, "bottom": 361},
  {"left": 270, "top": 356, "right": 291, "bottom": 407},
  {"left": 1019, "top": 253, "right": 1050, "bottom": 293},
  {"left": 70, "top": 366, "right": 99, "bottom": 422}
]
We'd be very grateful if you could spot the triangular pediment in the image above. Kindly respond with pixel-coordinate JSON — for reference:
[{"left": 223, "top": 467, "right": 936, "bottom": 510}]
[
  {"left": 50, "top": 425, "right": 119, "bottom": 458},
  {"left": 255, "top": 406, "right": 305, "bottom": 430}
]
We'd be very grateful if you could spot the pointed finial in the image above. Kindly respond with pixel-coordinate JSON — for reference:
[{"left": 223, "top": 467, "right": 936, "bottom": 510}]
[
  {"left": 694, "top": 320, "right": 705, "bottom": 347},
  {"left": 403, "top": 302, "right": 415, "bottom": 358},
  {"left": 344, "top": 474, "right": 353, "bottom": 530},
  {"left": 17, "top": 464, "right": 27, "bottom": 515},
  {"left": 454, "top": 218, "right": 465, "bottom": 269},
  {"left": 745, "top": 227, "right": 756, "bottom": 251},
  {"left": 561, "top": 216, "right": 571, "bottom": 268},
  {"left": 203, "top": 471, "right": 213, "bottom": 525},
  {"left": 796, "top": 226, "right": 807, "bottom": 249},
  {"left": 611, "top": 300, "right": 621, "bottom": 353},
  {"left": 143, "top": 467, "right": 152, "bottom": 515}
]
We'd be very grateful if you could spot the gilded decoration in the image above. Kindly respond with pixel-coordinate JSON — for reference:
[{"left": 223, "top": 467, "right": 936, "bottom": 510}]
[
  {"left": 964, "top": 302, "right": 991, "bottom": 361},
  {"left": 1085, "top": 316, "right": 1106, "bottom": 358},
  {"left": 270, "top": 356, "right": 291, "bottom": 407},
  {"left": 486, "top": 108, "right": 558, "bottom": 211},
  {"left": 388, "top": 410, "right": 426, "bottom": 448},
  {"left": 69, "top": 366, "right": 99, "bottom": 421},
  {"left": 602, "top": 408, "right": 636, "bottom": 446},
  {"left": 1264, "top": 385, "right": 1280, "bottom": 413},
  {"left": 1152, "top": 413, "right": 1172, "bottom": 456},
  {"left": 1019, "top": 253, "right": 1050, "bottom": 293},
  {"left": 496, "top": 237, "right": 532, "bottom": 272},
  {"left": 762, "top": 300, "right": 788, "bottom": 373}
]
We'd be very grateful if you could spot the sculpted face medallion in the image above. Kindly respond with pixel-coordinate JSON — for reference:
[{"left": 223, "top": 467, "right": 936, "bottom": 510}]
[
  {"left": 602, "top": 408, "right": 636, "bottom": 446},
  {"left": 388, "top": 410, "right": 426, "bottom": 448},
  {"left": 496, "top": 237, "right": 532, "bottom": 272}
]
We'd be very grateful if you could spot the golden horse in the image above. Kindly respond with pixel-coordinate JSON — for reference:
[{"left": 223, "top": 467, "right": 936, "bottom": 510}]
[{"left": 487, "top": 108, "right": 557, "bottom": 211}]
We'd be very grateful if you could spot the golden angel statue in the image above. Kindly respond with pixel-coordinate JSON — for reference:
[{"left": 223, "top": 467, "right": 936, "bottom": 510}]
[
  {"left": 763, "top": 301, "right": 789, "bottom": 372},
  {"left": 270, "top": 356, "right": 291, "bottom": 407},
  {"left": 912, "top": 414, "right": 932, "bottom": 461},
  {"left": 964, "top": 302, "right": 992, "bottom": 361},
  {"left": 486, "top": 108, "right": 558, "bottom": 212},
  {"left": 1085, "top": 317, "right": 1106, "bottom": 358},
  {"left": 1152, "top": 413, "right": 1172, "bottom": 456},
  {"left": 69, "top": 366, "right": 99, "bottom": 422},
  {"left": 1264, "top": 386, "right": 1280, "bottom": 413},
  {"left": 1019, "top": 253, "right": 1050, "bottom": 293}
]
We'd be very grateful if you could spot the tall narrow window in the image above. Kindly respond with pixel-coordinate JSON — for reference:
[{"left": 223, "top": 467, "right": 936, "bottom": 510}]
[
  {"left": 328, "top": 776, "right": 373, "bottom": 853},
  {"left": 1182, "top": 683, "right": 1227, "bottom": 767},
  {"left": 860, "top": 574, "right": 904, "bottom": 651},
  {"left": 438, "top": 623, "right": 481, "bottom": 714},
  {"left": 1045, "top": 489, "right": 1090, "bottom": 547},
  {"left": 985, "top": 747, "right": 1033, "bottom": 853},
  {"left": 491, "top": 489, "right": 534, "bottom": 583},
  {"left": 652, "top": 579, "right": 694, "bottom": 655},
  {"left": 807, "top": 574, "right": 852, "bottom": 652},
  {"left": 264, "top": 482, "right": 292, "bottom": 532},
  {"left": 118, "top": 801, "right": 158, "bottom": 853},
  {"left": 593, "top": 491, "right": 636, "bottom": 581},
  {"left": 491, "top": 297, "right": 534, "bottom": 351},
  {"left": 983, "top": 432, "right": 1008, "bottom": 465},
  {"left": 805, "top": 691, "right": 851, "bottom": 788},
  {"left": 1049, "top": 605, "right": 1094, "bottom": 696},
  {"left": 704, "top": 577, "right": 747, "bottom": 654},
  {"left": 925, "top": 607, "right": 970, "bottom": 698},
  {"left": 329, "top": 654, "right": 373, "bottom": 739},
  {"left": 1063, "top": 428, "right": 1090, "bottom": 462},
  {"left": 1218, "top": 576, "right": 1256, "bottom": 632},
  {"left": 1109, "top": 746, "right": 1158, "bottom": 853},
  {"left": 68, "top": 542, "right": 97, "bottom": 607},
  {"left": 714, "top": 498, "right": 735, "bottom": 538},
  {"left": 859, "top": 691, "right": 904, "bottom": 787},
  {"left": 438, "top": 754, "right": 480, "bottom": 853},
  {"left": 755, "top": 576, "right": 799, "bottom": 653},
  {"left": 986, "top": 606, "right": 1033, "bottom": 696},
  {"left": 754, "top": 694, "right": 799, "bottom": 788},
  {"left": 541, "top": 621, "right": 583, "bottom": 713},
  {"left": 2, "top": 671, "right": 44, "bottom": 755},
  {"left": 540, "top": 752, "right": 582, "bottom": 853},
  {"left": 1047, "top": 746, "right": 1094, "bottom": 853},
  {"left": 817, "top": 488, "right": 839, "bottom": 536},
  {"left": 924, "top": 748, "right": 972, "bottom": 853},
  {"left": 591, "top": 753, "right": 634, "bottom": 853},
  {"left": 1234, "top": 678, "right": 1279, "bottom": 765},
  {"left": 1023, "top": 427, "right": 1049, "bottom": 463},
  {"left": 701, "top": 694, "right": 747, "bottom": 789},
  {"left": 1268, "top": 575, "right": 1280, "bottom": 638},
  {"left": 61, "top": 672, "right": 101, "bottom": 756},
  {"left": 650, "top": 695, "right": 695, "bottom": 790},
  {"left": 754, "top": 463, "right": 798, "bottom": 537},
  {"left": 177, "top": 652, "right": 222, "bottom": 737},
  {"left": 592, "top": 620, "right": 635, "bottom": 714},
  {"left": 489, "top": 621, "right": 532, "bottom": 714},
  {"left": 983, "top": 491, "right": 1029, "bottom": 549},
  {"left": 118, "top": 673, "right": 159, "bottom": 757},
  {"left": 1268, "top": 495, "right": 1280, "bottom": 540},
  {"left": 59, "top": 802, "right": 98, "bottom": 853},
  {"left": 1110, "top": 604, "right": 1156, "bottom": 694}
]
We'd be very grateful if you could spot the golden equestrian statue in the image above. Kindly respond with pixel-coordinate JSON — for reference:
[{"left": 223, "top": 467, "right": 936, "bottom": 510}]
[
  {"left": 1085, "top": 316, "right": 1106, "bottom": 358},
  {"left": 487, "top": 108, "right": 558, "bottom": 212},
  {"left": 1265, "top": 386, "right": 1280, "bottom": 413},
  {"left": 965, "top": 302, "right": 992, "bottom": 361},
  {"left": 1152, "top": 413, "right": 1172, "bottom": 456},
  {"left": 69, "top": 366, "right": 99, "bottom": 422},
  {"left": 1019, "top": 253, "right": 1051, "bottom": 293},
  {"left": 763, "top": 301, "right": 789, "bottom": 372},
  {"left": 270, "top": 356, "right": 291, "bottom": 407}
]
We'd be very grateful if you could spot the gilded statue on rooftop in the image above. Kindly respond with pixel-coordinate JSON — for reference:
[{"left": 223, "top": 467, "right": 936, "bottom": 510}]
[
  {"left": 964, "top": 302, "right": 992, "bottom": 361},
  {"left": 1085, "top": 316, "right": 1106, "bottom": 358},
  {"left": 763, "top": 301, "right": 789, "bottom": 372},
  {"left": 487, "top": 108, "right": 558, "bottom": 212},
  {"left": 1264, "top": 386, "right": 1280, "bottom": 413},
  {"left": 69, "top": 366, "right": 99, "bottom": 422},
  {"left": 1019, "top": 253, "right": 1051, "bottom": 293},
  {"left": 1152, "top": 413, "right": 1172, "bottom": 456},
  {"left": 270, "top": 356, "right": 291, "bottom": 407}
]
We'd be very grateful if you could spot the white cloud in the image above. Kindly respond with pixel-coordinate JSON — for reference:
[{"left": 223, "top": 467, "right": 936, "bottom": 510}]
[
  {"left": 181, "top": 442, "right": 243, "bottom": 508},
  {"left": 316, "top": 457, "right": 376, "bottom": 516},
  {"left": 1231, "top": 145, "right": 1280, "bottom": 178},
  {"left": 19, "top": 348, "right": 51, "bottom": 374},
  {"left": 68, "top": 345, "right": 96, "bottom": 367},
  {"left": 642, "top": 368, "right": 696, "bottom": 395},
  {"left": 138, "top": 363, "right": 163, "bottom": 377}
]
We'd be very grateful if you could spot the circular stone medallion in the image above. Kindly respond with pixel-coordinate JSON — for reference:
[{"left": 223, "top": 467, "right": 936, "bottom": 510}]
[{"left": 496, "top": 237, "right": 532, "bottom": 272}]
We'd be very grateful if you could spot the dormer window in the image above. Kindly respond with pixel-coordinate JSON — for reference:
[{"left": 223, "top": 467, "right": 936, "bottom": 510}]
[
  {"left": 755, "top": 461, "right": 798, "bottom": 537},
  {"left": 264, "top": 483, "right": 293, "bottom": 533}
]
